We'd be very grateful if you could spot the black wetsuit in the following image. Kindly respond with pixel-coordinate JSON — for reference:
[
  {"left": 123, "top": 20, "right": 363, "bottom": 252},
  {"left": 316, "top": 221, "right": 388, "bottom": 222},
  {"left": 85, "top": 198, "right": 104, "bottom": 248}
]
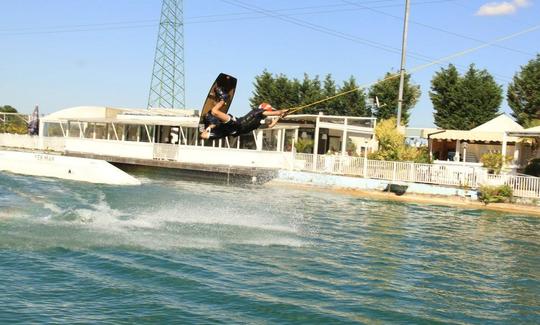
[
  {"left": 236, "top": 108, "right": 267, "bottom": 135},
  {"left": 207, "top": 108, "right": 267, "bottom": 140}
]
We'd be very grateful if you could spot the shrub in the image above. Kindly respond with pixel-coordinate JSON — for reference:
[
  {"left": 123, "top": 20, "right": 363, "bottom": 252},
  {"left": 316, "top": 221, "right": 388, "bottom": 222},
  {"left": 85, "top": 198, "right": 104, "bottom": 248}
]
[
  {"left": 523, "top": 158, "right": 540, "bottom": 177},
  {"left": 480, "top": 152, "right": 512, "bottom": 174},
  {"left": 369, "top": 118, "right": 430, "bottom": 163},
  {"left": 478, "top": 184, "right": 513, "bottom": 205},
  {"left": 294, "top": 138, "right": 314, "bottom": 153}
]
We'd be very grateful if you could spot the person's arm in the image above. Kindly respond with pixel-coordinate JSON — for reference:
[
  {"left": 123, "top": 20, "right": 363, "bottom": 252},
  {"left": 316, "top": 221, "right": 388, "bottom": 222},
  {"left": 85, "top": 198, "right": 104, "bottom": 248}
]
[
  {"left": 267, "top": 117, "right": 279, "bottom": 128},
  {"left": 263, "top": 109, "right": 289, "bottom": 128},
  {"left": 262, "top": 109, "right": 288, "bottom": 117}
]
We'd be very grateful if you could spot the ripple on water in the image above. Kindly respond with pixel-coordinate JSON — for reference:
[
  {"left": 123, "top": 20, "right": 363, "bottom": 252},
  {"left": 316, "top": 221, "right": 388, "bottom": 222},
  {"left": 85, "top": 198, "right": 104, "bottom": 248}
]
[{"left": 0, "top": 172, "right": 539, "bottom": 323}]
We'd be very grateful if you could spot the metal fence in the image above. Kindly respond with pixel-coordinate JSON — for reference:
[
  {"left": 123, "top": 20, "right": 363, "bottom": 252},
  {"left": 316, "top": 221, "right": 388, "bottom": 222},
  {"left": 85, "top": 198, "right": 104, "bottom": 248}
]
[
  {"left": 2, "top": 133, "right": 540, "bottom": 199},
  {"left": 293, "top": 153, "right": 540, "bottom": 198},
  {"left": 485, "top": 174, "right": 540, "bottom": 199}
]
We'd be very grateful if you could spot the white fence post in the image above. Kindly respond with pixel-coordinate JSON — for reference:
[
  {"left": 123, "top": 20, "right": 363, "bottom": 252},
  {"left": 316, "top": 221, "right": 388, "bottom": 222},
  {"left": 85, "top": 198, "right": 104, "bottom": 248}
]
[{"left": 363, "top": 150, "right": 368, "bottom": 178}]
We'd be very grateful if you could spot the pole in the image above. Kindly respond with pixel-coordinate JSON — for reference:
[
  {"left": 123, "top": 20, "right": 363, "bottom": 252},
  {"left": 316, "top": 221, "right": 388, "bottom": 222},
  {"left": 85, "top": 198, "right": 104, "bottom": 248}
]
[{"left": 396, "top": 0, "right": 411, "bottom": 129}]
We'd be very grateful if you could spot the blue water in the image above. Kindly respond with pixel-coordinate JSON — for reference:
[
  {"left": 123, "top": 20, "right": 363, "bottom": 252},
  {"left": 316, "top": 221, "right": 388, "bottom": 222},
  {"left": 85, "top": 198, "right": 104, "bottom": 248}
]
[{"left": 1, "top": 171, "right": 539, "bottom": 324}]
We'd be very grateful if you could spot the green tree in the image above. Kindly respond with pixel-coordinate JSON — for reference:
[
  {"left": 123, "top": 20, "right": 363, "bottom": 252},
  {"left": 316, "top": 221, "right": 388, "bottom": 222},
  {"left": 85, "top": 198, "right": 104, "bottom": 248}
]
[
  {"left": 0, "top": 105, "right": 27, "bottom": 134},
  {"left": 507, "top": 54, "right": 540, "bottom": 127},
  {"left": 431, "top": 64, "right": 502, "bottom": 130},
  {"left": 430, "top": 64, "right": 460, "bottom": 129},
  {"left": 368, "top": 72, "right": 420, "bottom": 125},
  {"left": 250, "top": 70, "right": 299, "bottom": 109},
  {"left": 0, "top": 105, "right": 17, "bottom": 113},
  {"left": 334, "top": 76, "right": 369, "bottom": 117},
  {"left": 250, "top": 71, "right": 371, "bottom": 117},
  {"left": 297, "top": 74, "right": 322, "bottom": 114},
  {"left": 321, "top": 74, "right": 339, "bottom": 115}
]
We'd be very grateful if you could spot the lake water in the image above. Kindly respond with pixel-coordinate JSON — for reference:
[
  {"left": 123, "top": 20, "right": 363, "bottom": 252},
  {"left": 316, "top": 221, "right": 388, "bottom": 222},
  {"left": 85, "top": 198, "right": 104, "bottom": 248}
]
[{"left": 1, "top": 170, "right": 539, "bottom": 323}]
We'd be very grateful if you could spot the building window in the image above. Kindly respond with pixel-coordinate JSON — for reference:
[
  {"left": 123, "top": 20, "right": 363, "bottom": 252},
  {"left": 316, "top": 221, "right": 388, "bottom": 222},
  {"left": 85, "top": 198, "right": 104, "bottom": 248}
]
[
  {"left": 83, "top": 123, "right": 94, "bottom": 138},
  {"left": 125, "top": 125, "right": 139, "bottom": 142},
  {"left": 68, "top": 122, "right": 81, "bottom": 138},
  {"left": 95, "top": 123, "right": 107, "bottom": 140},
  {"left": 140, "top": 125, "right": 154, "bottom": 143},
  {"left": 44, "top": 122, "right": 64, "bottom": 137}
]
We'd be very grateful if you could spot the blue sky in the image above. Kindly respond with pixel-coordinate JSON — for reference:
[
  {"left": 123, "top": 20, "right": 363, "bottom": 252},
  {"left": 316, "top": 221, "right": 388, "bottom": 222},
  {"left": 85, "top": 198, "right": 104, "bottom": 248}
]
[{"left": 0, "top": 0, "right": 538, "bottom": 127}]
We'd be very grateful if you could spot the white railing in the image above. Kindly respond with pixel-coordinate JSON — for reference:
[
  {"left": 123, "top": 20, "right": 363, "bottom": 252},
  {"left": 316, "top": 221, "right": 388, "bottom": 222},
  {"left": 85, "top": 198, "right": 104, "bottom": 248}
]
[
  {"left": 0, "top": 133, "right": 65, "bottom": 152},
  {"left": 295, "top": 153, "right": 485, "bottom": 187},
  {"left": 485, "top": 174, "right": 540, "bottom": 199},
  {"left": 0, "top": 133, "right": 39, "bottom": 149},
  {"left": 293, "top": 153, "right": 540, "bottom": 198},
  {"left": 3, "top": 133, "right": 540, "bottom": 198}
]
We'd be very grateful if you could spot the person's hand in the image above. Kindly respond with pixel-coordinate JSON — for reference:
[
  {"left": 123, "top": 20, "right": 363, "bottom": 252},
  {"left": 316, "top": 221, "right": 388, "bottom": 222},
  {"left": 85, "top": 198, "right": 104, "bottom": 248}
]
[{"left": 280, "top": 109, "right": 290, "bottom": 118}]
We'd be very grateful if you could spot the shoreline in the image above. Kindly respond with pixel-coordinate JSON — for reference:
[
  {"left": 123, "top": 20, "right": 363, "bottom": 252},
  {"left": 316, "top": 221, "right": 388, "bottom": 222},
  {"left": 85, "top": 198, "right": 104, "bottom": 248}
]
[{"left": 266, "top": 179, "right": 540, "bottom": 217}]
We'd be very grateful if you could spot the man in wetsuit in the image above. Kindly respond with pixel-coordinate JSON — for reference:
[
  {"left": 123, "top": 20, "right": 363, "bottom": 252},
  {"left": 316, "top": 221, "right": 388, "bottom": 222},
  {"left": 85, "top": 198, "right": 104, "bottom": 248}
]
[{"left": 200, "top": 94, "right": 288, "bottom": 140}]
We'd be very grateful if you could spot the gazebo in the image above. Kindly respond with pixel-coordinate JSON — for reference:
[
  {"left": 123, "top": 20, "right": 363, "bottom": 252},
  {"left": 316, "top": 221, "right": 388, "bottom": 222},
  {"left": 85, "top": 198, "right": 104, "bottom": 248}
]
[
  {"left": 422, "top": 114, "right": 524, "bottom": 165},
  {"left": 505, "top": 125, "right": 540, "bottom": 166}
]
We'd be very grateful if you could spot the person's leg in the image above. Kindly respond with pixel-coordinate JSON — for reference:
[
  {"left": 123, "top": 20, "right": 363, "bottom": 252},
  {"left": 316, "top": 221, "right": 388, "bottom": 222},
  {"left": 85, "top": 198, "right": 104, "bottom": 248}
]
[{"left": 210, "top": 100, "right": 230, "bottom": 123}]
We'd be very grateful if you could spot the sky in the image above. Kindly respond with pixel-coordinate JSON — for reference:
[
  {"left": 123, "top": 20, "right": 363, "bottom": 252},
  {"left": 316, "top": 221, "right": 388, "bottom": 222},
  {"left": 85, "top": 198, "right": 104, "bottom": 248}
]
[{"left": 0, "top": 0, "right": 538, "bottom": 127}]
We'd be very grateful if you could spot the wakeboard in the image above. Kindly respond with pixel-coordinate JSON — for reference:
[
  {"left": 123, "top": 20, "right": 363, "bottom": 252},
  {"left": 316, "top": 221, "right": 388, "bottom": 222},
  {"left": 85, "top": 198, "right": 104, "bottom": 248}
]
[{"left": 198, "top": 73, "right": 237, "bottom": 133}]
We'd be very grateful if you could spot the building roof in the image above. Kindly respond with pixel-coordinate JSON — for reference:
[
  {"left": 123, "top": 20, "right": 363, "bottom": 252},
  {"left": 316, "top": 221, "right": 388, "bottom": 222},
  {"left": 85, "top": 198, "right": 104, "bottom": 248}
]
[
  {"left": 426, "top": 129, "right": 520, "bottom": 143},
  {"left": 471, "top": 114, "right": 523, "bottom": 132},
  {"left": 421, "top": 114, "right": 523, "bottom": 143},
  {"left": 41, "top": 106, "right": 200, "bottom": 125},
  {"left": 526, "top": 125, "right": 540, "bottom": 132},
  {"left": 507, "top": 125, "right": 540, "bottom": 137}
]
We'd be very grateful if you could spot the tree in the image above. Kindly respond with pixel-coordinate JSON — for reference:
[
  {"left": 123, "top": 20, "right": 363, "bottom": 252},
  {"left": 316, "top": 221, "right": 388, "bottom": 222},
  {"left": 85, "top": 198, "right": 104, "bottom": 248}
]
[
  {"left": 297, "top": 74, "right": 322, "bottom": 114},
  {"left": 321, "top": 74, "right": 338, "bottom": 115},
  {"left": 0, "top": 105, "right": 27, "bottom": 134},
  {"left": 334, "top": 76, "right": 369, "bottom": 117},
  {"left": 250, "top": 71, "right": 371, "bottom": 117},
  {"left": 368, "top": 72, "right": 420, "bottom": 125},
  {"left": 431, "top": 64, "right": 502, "bottom": 130},
  {"left": 250, "top": 70, "right": 301, "bottom": 109},
  {"left": 430, "top": 64, "right": 460, "bottom": 129},
  {"left": 507, "top": 54, "right": 540, "bottom": 127},
  {"left": 0, "top": 105, "right": 17, "bottom": 113}
]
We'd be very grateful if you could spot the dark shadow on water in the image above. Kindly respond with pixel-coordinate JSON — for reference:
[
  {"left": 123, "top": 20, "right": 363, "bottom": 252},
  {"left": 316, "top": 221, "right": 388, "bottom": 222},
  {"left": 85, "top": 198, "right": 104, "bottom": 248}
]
[{"left": 112, "top": 163, "right": 276, "bottom": 187}]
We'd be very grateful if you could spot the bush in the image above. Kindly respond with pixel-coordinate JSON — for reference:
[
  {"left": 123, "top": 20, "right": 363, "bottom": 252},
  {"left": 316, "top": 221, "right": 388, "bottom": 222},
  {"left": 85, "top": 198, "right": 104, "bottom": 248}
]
[
  {"left": 294, "top": 138, "right": 314, "bottom": 153},
  {"left": 480, "top": 152, "right": 512, "bottom": 174},
  {"left": 369, "top": 118, "right": 430, "bottom": 163},
  {"left": 478, "top": 184, "right": 513, "bottom": 205},
  {"left": 524, "top": 158, "right": 540, "bottom": 177}
]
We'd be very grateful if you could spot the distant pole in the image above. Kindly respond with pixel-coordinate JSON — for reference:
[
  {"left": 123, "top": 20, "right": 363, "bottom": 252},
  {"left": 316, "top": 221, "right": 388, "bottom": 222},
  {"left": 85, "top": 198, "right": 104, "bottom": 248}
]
[{"left": 396, "top": 0, "right": 411, "bottom": 128}]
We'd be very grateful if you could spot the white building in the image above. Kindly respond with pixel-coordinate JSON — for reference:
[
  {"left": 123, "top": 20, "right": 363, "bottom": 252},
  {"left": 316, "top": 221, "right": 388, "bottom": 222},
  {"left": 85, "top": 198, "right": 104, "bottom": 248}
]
[{"left": 1, "top": 105, "right": 376, "bottom": 171}]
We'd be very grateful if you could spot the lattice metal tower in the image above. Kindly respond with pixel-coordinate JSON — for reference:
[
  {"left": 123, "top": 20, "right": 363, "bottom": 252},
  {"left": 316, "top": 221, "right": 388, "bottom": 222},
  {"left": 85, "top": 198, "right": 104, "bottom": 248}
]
[{"left": 147, "top": 0, "right": 185, "bottom": 109}]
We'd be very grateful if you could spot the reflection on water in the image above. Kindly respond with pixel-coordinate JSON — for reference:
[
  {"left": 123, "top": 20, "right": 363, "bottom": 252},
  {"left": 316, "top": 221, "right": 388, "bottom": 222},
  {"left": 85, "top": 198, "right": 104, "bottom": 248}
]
[{"left": 0, "top": 171, "right": 539, "bottom": 323}]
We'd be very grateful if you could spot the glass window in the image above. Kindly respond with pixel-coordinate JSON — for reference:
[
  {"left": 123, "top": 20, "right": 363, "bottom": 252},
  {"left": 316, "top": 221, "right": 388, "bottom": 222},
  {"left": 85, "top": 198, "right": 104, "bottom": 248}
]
[
  {"left": 68, "top": 122, "right": 81, "bottom": 138},
  {"left": 262, "top": 129, "right": 278, "bottom": 151},
  {"left": 140, "top": 125, "right": 154, "bottom": 143},
  {"left": 284, "top": 129, "right": 296, "bottom": 152},
  {"left": 95, "top": 123, "right": 107, "bottom": 139},
  {"left": 116, "top": 124, "right": 125, "bottom": 140},
  {"left": 83, "top": 123, "right": 94, "bottom": 138},
  {"left": 108, "top": 124, "right": 124, "bottom": 140},
  {"left": 125, "top": 125, "right": 139, "bottom": 142},
  {"left": 44, "top": 122, "right": 63, "bottom": 137}
]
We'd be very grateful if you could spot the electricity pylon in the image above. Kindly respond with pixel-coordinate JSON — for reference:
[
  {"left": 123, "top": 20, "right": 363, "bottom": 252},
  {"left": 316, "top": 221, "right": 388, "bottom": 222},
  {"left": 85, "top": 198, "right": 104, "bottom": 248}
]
[{"left": 147, "top": 0, "right": 185, "bottom": 109}]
